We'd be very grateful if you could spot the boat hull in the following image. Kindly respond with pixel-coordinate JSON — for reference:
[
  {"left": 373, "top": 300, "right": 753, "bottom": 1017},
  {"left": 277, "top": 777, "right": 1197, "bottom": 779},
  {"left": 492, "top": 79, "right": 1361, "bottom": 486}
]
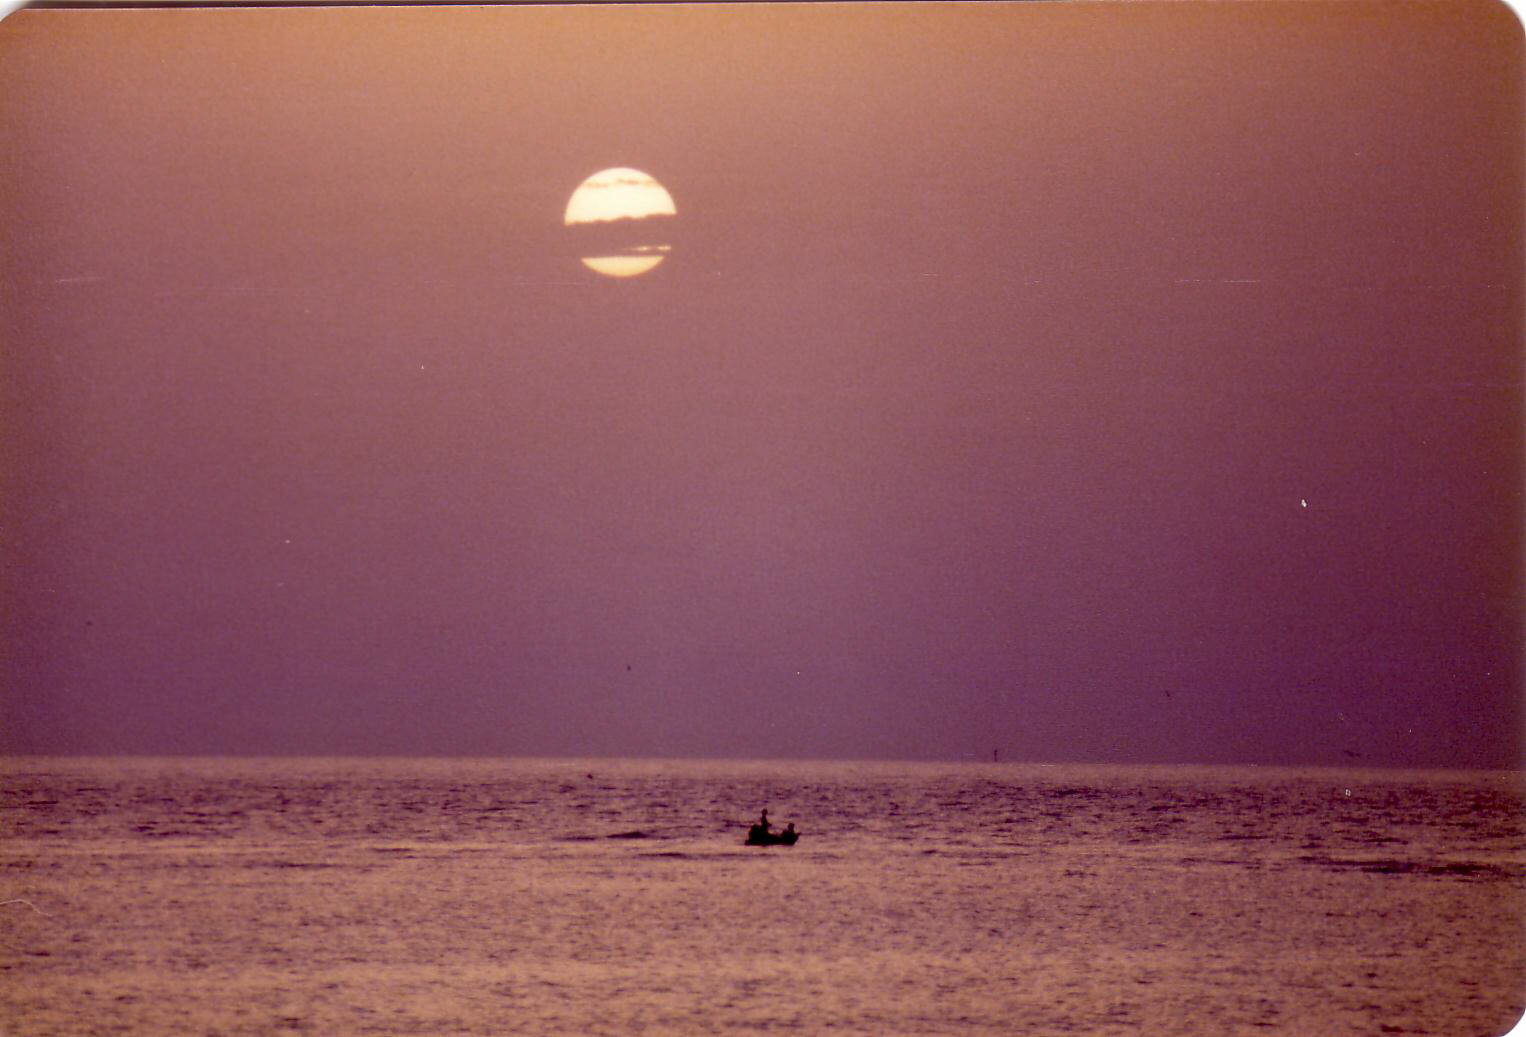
[{"left": 744, "top": 828, "right": 799, "bottom": 847}]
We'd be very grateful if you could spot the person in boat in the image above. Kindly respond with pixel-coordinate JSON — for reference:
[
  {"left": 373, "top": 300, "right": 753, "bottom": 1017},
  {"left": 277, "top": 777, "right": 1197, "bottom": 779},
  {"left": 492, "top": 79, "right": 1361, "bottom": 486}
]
[
  {"left": 781, "top": 822, "right": 795, "bottom": 839},
  {"left": 758, "top": 809, "right": 771, "bottom": 833}
]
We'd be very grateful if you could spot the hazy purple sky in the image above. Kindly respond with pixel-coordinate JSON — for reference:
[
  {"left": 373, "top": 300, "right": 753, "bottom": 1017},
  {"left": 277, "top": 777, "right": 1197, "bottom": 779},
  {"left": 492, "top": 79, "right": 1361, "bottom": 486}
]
[{"left": 1, "top": 3, "right": 1521, "bottom": 766}]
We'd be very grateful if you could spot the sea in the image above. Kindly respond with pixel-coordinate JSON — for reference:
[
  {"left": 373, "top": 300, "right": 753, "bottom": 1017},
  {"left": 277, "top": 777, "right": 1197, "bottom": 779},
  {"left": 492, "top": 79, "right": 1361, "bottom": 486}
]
[{"left": 2, "top": 757, "right": 1522, "bottom": 1037}]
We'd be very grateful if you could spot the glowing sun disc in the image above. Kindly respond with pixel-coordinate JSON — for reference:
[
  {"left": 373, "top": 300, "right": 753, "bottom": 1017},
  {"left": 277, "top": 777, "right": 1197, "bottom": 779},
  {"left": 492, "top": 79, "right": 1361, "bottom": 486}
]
[{"left": 564, "top": 167, "right": 676, "bottom": 278}]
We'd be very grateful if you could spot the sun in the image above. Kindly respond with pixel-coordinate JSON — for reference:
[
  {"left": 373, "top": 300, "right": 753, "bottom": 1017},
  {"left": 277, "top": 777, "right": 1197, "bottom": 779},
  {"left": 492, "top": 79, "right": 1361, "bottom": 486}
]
[{"left": 564, "top": 168, "right": 676, "bottom": 278}]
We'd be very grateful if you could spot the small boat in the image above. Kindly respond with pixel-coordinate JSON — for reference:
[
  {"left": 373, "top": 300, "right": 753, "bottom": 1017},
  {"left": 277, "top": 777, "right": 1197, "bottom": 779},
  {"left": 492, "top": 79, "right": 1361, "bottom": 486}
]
[{"left": 745, "top": 824, "right": 799, "bottom": 847}]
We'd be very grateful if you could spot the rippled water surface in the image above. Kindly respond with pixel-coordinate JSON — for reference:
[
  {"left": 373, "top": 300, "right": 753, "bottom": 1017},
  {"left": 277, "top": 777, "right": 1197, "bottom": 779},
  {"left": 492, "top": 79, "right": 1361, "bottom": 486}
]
[{"left": 2, "top": 758, "right": 1522, "bottom": 1036}]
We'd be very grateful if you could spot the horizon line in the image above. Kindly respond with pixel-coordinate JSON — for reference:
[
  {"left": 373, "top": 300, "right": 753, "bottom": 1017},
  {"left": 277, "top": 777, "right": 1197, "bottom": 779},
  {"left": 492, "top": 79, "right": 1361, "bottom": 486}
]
[{"left": 1, "top": 751, "right": 1520, "bottom": 774}]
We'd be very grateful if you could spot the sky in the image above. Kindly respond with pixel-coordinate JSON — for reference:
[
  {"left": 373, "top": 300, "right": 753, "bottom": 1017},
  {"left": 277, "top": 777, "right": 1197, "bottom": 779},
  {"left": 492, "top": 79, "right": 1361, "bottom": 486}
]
[{"left": 1, "top": 2, "right": 1521, "bottom": 767}]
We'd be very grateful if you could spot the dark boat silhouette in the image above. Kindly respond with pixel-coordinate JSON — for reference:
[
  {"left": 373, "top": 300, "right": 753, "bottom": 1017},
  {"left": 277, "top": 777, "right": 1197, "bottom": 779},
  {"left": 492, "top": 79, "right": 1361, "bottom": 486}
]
[{"left": 745, "top": 824, "right": 799, "bottom": 847}]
